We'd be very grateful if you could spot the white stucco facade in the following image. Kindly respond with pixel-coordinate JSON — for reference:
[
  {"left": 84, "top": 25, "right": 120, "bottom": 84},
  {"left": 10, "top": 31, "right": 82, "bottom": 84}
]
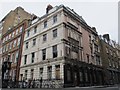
[
  {"left": 20, "top": 7, "right": 66, "bottom": 81},
  {"left": 19, "top": 5, "right": 99, "bottom": 85}
]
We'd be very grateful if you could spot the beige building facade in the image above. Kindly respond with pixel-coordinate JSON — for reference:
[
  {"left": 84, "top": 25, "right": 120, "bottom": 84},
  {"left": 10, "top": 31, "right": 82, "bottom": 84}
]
[{"left": 1, "top": 7, "right": 32, "bottom": 35}]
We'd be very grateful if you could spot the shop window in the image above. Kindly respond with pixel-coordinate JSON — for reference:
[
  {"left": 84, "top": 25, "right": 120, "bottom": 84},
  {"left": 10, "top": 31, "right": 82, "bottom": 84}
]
[
  {"left": 53, "top": 45, "right": 57, "bottom": 58},
  {"left": 47, "top": 66, "right": 52, "bottom": 80},
  {"left": 55, "top": 65, "right": 60, "bottom": 79}
]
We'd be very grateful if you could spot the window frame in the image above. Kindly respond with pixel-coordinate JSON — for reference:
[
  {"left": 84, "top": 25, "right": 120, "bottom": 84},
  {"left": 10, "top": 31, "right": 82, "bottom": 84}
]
[
  {"left": 25, "top": 42, "right": 29, "bottom": 49},
  {"left": 44, "top": 20, "right": 47, "bottom": 28},
  {"left": 16, "top": 29, "right": 19, "bottom": 35},
  {"left": 27, "top": 30, "right": 30, "bottom": 37},
  {"left": 34, "top": 26, "right": 37, "bottom": 34},
  {"left": 9, "top": 34, "right": 11, "bottom": 39},
  {"left": 53, "top": 45, "right": 58, "bottom": 58},
  {"left": 24, "top": 55, "right": 27, "bottom": 65},
  {"left": 25, "top": 70, "right": 28, "bottom": 80},
  {"left": 31, "top": 52, "right": 35, "bottom": 63},
  {"left": 47, "top": 66, "right": 52, "bottom": 80},
  {"left": 17, "top": 37, "right": 21, "bottom": 46},
  {"left": 42, "top": 49, "right": 46, "bottom": 60},
  {"left": 55, "top": 65, "right": 60, "bottom": 79},
  {"left": 33, "top": 38, "right": 36, "bottom": 46},
  {"left": 31, "top": 69, "right": 34, "bottom": 80},
  {"left": 53, "top": 29, "right": 57, "bottom": 38},
  {"left": 43, "top": 34, "right": 47, "bottom": 42},
  {"left": 39, "top": 68, "right": 43, "bottom": 78},
  {"left": 53, "top": 15, "right": 57, "bottom": 24},
  {"left": 13, "top": 39, "right": 17, "bottom": 47},
  {"left": 12, "top": 31, "right": 15, "bottom": 37},
  {"left": 20, "top": 26, "right": 23, "bottom": 33},
  {"left": 15, "top": 51, "right": 19, "bottom": 63},
  {"left": 67, "top": 69, "right": 71, "bottom": 81}
]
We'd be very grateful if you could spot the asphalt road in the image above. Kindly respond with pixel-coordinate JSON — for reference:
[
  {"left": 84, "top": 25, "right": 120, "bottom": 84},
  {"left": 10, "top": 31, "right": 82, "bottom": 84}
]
[{"left": 1, "top": 86, "right": 120, "bottom": 90}]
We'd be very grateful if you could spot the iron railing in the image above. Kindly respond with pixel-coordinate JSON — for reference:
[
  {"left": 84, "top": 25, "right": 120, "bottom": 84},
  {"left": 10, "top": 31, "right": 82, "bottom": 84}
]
[{"left": 5, "top": 79, "right": 64, "bottom": 88}]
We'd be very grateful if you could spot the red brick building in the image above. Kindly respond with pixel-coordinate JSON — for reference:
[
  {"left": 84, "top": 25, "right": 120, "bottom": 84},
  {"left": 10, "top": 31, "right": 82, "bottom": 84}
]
[{"left": 1, "top": 7, "right": 36, "bottom": 82}]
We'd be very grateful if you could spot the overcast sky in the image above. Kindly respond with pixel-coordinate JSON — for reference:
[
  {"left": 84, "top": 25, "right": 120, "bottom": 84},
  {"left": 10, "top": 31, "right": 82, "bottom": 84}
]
[{"left": 0, "top": 0, "right": 118, "bottom": 42}]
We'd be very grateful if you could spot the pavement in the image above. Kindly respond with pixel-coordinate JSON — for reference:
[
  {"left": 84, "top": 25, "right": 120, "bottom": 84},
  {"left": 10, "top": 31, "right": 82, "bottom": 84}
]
[{"left": 1, "top": 85, "right": 120, "bottom": 90}]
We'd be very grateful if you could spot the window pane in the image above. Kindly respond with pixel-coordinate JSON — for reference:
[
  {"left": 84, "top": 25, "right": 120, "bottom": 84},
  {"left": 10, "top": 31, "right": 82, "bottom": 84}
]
[
  {"left": 25, "top": 70, "right": 28, "bottom": 80},
  {"left": 34, "top": 26, "right": 37, "bottom": 33},
  {"left": 67, "top": 69, "right": 71, "bottom": 81},
  {"left": 15, "top": 51, "right": 19, "bottom": 63},
  {"left": 42, "top": 49, "right": 46, "bottom": 60},
  {"left": 43, "top": 34, "right": 47, "bottom": 41},
  {"left": 10, "top": 42, "right": 12, "bottom": 49},
  {"left": 13, "top": 39, "right": 16, "bottom": 47},
  {"left": 31, "top": 69, "right": 34, "bottom": 80},
  {"left": 16, "top": 29, "right": 19, "bottom": 35},
  {"left": 79, "top": 71, "right": 83, "bottom": 82},
  {"left": 27, "top": 30, "right": 30, "bottom": 37},
  {"left": 53, "top": 15, "right": 57, "bottom": 23},
  {"left": 12, "top": 32, "right": 15, "bottom": 37},
  {"left": 33, "top": 38, "right": 36, "bottom": 46},
  {"left": 53, "top": 45, "right": 57, "bottom": 58},
  {"left": 17, "top": 37, "right": 21, "bottom": 46},
  {"left": 26, "top": 42, "right": 29, "bottom": 49},
  {"left": 55, "top": 65, "right": 60, "bottom": 79},
  {"left": 44, "top": 21, "right": 47, "bottom": 28},
  {"left": 24, "top": 55, "right": 27, "bottom": 64},
  {"left": 31, "top": 52, "right": 35, "bottom": 63},
  {"left": 85, "top": 72, "right": 88, "bottom": 82},
  {"left": 47, "top": 66, "right": 52, "bottom": 80},
  {"left": 53, "top": 29, "right": 57, "bottom": 38},
  {"left": 12, "top": 54, "right": 15, "bottom": 63},
  {"left": 9, "top": 34, "right": 11, "bottom": 39},
  {"left": 39, "top": 68, "right": 43, "bottom": 78},
  {"left": 20, "top": 26, "right": 23, "bottom": 33}
]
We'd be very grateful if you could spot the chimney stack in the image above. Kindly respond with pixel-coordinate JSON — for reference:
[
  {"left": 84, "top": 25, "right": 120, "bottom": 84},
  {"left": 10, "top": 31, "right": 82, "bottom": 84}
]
[
  {"left": 46, "top": 4, "right": 53, "bottom": 13},
  {"left": 92, "top": 27, "right": 96, "bottom": 31},
  {"left": 103, "top": 34, "right": 110, "bottom": 41}
]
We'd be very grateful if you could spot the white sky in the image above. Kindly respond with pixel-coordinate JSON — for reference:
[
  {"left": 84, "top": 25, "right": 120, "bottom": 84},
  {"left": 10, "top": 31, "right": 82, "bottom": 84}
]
[{"left": 0, "top": 0, "right": 118, "bottom": 42}]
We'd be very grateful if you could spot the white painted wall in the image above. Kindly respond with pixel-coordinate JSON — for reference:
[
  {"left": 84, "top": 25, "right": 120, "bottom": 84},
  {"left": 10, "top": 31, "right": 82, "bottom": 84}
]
[{"left": 20, "top": 9, "right": 66, "bottom": 81}]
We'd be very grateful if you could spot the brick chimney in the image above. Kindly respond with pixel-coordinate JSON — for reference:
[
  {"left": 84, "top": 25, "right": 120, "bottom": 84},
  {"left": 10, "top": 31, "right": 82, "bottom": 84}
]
[{"left": 46, "top": 4, "right": 53, "bottom": 13}]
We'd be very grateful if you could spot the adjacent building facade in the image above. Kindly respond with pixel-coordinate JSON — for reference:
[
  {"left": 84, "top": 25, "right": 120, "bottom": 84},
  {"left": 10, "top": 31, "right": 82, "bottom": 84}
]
[
  {"left": 99, "top": 34, "right": 120, "bottom": 85},
  {"left": 2, "top": 20, "right": 30, "bottom": 81},
  {"left": 0, "top": 24, "right": 2, "bottom": 87},
  {"left": 1, "top": 7, "right": 32, "bottom": 35},
  {"left": 1, "top": 7, "right": 34, "bottom": 83}
]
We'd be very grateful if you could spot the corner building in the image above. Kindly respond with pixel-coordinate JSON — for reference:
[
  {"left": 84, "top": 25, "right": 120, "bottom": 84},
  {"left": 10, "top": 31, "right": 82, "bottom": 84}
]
[{"left": 20, "top": 5, "right": 104, "bottom": 87}]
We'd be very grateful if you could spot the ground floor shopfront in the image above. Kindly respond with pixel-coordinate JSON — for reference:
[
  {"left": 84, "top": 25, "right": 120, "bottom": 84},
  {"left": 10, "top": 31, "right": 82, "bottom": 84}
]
[
  {"left": 64, "top": 61, "right": 104, "bottom": 87},
  {"left": 104, "top": 68, "right": 120, "bottom": 85},
  {"left": 19, "top": 58, "right": 120, "bottom": 88},
  {"left": 63, "top": 59, "right": 120, "bottom": 87}
]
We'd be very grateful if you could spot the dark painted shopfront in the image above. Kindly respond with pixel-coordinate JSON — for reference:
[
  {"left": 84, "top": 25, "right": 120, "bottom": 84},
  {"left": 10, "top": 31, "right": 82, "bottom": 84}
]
[{"left": 64, "top": 60, "right": 104, "bottom": 87}]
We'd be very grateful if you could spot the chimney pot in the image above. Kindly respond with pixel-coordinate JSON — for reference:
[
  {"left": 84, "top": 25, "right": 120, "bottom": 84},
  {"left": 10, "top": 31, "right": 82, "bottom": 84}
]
[
  {"left": 46, "top": 4, "right": 53, "bottom": 13},
  {"left": 103, "top": 34, "right": 110, "bottom": 41}
]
